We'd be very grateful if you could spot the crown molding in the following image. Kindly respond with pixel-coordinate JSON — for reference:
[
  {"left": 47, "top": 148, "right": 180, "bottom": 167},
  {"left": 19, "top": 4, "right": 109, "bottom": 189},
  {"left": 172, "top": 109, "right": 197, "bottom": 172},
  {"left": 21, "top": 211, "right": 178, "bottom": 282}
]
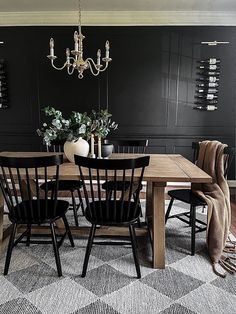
[{"left": 0, "top": 11, "right": 236, "bottom": 26}]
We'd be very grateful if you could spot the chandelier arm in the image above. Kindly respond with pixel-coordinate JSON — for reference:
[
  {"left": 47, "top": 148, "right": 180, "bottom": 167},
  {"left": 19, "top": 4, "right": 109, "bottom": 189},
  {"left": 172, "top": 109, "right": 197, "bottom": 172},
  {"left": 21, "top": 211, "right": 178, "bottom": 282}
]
[
  {"left": 51, "top": 60, "right": 69, "bottom": 71},
  {"left": 99, "top": 62, "right": 109, "bottom": 72},
  {"left": 86, "top": 59, "right": 101, "bottom": 76},
  {"left": 69, "top": 56, "right": 76, "bottom": 62},
  {"left": 67, "top": 66, "right": 75, "bottom": 75},
  {"left": 51, "top": 56, "right": 76, "bottom": 71}
]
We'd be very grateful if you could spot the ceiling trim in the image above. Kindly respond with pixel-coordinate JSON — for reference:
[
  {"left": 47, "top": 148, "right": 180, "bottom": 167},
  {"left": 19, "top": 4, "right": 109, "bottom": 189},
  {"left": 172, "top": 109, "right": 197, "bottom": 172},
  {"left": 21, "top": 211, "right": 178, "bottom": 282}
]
[{"left": 0, "top": 11, "right": 236, "bottom": 26}]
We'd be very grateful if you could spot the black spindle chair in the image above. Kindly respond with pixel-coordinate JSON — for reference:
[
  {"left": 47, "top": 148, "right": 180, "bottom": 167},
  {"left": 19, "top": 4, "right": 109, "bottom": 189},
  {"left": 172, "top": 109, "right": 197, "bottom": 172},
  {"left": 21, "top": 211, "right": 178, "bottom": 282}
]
[
  {"left": 165, "top": 142, "right": 234, "bottom": 255},
  {"left": 105, "top": 139, "right": 148, "bottom": 154},
  {"left": 40, "top": 139, "right": 84, "bottom": 226},
  {"left": 75, "top": 155, "right": 150, "bottom": 278},
  {"left": 0, "top": 154, "right": 74, "bottom": 277},
  {"left": 102, "top": 139, "right": 149, "bottom": 222}
]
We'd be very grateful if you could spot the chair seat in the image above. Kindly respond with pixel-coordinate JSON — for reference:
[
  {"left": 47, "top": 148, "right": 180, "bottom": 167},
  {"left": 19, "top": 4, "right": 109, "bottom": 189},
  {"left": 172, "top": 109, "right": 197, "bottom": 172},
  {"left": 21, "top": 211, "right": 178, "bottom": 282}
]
[
  {"left": 40, "top": 180, "right": 82, "bottom": 191},
  {"left": 102, "top": 181, "right": 130, "bottom": 191},
  {"left": 85, "top": 200, "right": 141, "bottom": 225},
  {"left": 102, "top": 181, "right": 143, "bottom": 192},
  {"left": 168, "top": 189, "right": 207, "bottom": 206},
  {"left": 9, "top": 200, "right": 69, "bottom": 223}
]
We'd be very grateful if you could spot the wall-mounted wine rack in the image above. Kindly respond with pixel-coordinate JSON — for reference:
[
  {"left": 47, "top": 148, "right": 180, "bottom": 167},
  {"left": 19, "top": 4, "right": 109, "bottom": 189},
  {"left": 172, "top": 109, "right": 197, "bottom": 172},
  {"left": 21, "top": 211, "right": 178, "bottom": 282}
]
[
  {"left": 194, "top": 57, "right": 220, "bottom": 111},
  {"left": 0, "top": 59, "right": 8, "bottom": 109}
]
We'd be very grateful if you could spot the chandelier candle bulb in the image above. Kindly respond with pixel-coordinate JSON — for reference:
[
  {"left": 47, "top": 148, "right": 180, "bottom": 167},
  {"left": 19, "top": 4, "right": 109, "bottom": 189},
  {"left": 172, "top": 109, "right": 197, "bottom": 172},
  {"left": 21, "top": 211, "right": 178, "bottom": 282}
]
[
  {"left": 66, "top": 48, "right": 70, "bottom": 62},
  {"left": 97, "top": 49, "right": 101, "bottom": 66},
  {"left": 49, "top": 38, "right": 54, "bottom": 56},
  {"left": 105, "top": 41, "right": 110, "bottom": 59},
  {"left": 74, "top": 31, "right": 79, "bottom": 51}
]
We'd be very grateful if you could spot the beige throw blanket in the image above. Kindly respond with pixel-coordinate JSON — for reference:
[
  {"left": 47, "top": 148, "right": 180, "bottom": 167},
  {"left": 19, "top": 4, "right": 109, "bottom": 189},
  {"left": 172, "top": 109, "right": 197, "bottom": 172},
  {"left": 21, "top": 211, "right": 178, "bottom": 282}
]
[{"left": 192, "top": 140, "right": 236, "bottom": 277}]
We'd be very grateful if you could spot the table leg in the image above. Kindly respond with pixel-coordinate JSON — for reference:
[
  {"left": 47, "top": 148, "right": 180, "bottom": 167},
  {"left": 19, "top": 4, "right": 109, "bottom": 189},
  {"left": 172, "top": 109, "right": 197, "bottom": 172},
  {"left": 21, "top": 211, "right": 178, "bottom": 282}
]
[{"left": 153, "top": 182, "right": 166, "bottom": 268}]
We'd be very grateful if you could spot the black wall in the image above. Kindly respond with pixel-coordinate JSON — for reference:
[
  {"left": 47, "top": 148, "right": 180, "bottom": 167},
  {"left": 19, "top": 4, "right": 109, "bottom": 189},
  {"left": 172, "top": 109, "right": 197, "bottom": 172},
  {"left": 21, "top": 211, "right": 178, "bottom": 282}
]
[{"left": 0, "top": 26, "right": 235, "bottom": 176}]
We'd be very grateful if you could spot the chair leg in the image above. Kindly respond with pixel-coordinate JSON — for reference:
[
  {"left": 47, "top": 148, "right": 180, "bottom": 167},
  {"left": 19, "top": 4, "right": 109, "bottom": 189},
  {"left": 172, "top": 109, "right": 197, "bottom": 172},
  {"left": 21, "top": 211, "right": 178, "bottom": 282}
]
[
  {"left": 165, "top": 197, "right": 174, "bottom": 223},
  {"left": 71, "top": 191, "right": 79, "bottom": 227},
  {"left": 189, "top": 206, "right": 192, "bottom": 227},
  {"left": 82, "top": 224, "right": 96, "bottom": 278},
  {"left": 77, "top": 188, "right": 85, "bottom": 216},
  {"left": 26, "top": 223, "right": 31, "bottom": 247},
  {"left": 108, "top": 190, "right": 112, "bottom": 201},
  {"left": 4, "top": 222, "right": 17, "bottom": 275},
  {"left": 190, "top": 205, "right": 196, "bottom": 256},
  {"left": 129, "top": 224, "right": 141, "bottom": 279},
  {"left": 62, "top": 215, "right": 74, "bottom": 247},
  {"left": 137, "top": 216, "right": 141, "bottom": 228},
  {"left": 50, "top": 222, "right": 62, "bottom": 277},
  {"left": 136, "top": 200, "right": 142, "bottom": 228},
  {"left": 202, "top": 205, "right": 206, "bottom": 214},
  {"left": 133, "top": 224, "right": 139, "bottom": 249},
  {"left": 133, "top": 193, "right": 143, "bottom": 217}
]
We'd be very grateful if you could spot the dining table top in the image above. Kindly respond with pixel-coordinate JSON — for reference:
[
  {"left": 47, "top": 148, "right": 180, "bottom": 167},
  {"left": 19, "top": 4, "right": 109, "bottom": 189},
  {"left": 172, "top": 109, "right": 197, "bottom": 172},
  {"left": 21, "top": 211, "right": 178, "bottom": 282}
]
[{"left": 0, "top": 152, "right": 212, "bottom": 184}]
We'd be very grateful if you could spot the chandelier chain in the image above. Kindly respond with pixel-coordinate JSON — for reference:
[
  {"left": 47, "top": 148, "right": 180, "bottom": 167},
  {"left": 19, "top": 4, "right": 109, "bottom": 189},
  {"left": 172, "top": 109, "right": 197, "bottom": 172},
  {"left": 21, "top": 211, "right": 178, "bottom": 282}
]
[{"left": 78, "top": 0, "right": 82, "bottom": 34}]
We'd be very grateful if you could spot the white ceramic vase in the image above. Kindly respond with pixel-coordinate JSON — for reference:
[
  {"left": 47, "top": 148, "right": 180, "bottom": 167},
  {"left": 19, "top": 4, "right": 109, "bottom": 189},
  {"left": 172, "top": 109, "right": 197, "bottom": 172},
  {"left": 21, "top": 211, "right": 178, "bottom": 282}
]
[{"left": 64, "top": 138, "right": 89, "bottom": 163}]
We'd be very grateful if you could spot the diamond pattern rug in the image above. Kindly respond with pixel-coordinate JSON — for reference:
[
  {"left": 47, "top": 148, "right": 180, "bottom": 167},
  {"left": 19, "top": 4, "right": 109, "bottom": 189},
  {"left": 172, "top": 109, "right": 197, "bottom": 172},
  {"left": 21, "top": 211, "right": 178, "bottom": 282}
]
[{"left": 0, "top": 201, "right": 236, "bottom": 314}]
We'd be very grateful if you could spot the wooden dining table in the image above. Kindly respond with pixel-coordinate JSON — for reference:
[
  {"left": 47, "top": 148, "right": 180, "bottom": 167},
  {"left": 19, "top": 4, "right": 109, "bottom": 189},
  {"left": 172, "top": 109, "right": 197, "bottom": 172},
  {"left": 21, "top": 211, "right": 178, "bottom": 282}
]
[{"left": 0, "top": 152, "right": 212, "bottom": 269}]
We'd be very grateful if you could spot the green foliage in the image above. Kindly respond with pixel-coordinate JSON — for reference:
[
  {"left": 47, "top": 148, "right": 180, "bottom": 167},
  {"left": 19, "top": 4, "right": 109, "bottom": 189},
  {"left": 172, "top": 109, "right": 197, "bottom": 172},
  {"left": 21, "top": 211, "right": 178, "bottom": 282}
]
[
  {"left": 37, "top": 106, "right": 118, "bottom": 146},
  {"left": 37, "top": 106, "right": 91, "bottom": 146},
  {"left": 89, "top": 109, "right": 118, "bottom": 138}
]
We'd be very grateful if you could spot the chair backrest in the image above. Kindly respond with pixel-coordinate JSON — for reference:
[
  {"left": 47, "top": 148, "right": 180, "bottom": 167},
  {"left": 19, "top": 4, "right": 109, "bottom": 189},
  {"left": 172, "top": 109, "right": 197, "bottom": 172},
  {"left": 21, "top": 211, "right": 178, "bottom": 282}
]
[
  {"left": 0, "top": 154, "right": 63, "bottom": 223},
  {"left": 191, "top": 142, "right": 234, "bottom": 178},
  {"left": 104, "top": 139, "right": 148, "bottom": 154},
  {"left": 45, "top": 139, "right": 66, "bottom": 153},
  {"left": 74, "top": 155, "right": 150, "bottom": 223}
]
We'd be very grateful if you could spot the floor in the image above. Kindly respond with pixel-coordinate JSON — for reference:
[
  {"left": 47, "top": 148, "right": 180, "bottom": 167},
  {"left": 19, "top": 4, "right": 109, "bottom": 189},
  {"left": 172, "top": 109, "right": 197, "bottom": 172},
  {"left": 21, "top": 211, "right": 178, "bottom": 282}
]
[{"left": 0, "top": 200, "right": 235, "bottom": 314}]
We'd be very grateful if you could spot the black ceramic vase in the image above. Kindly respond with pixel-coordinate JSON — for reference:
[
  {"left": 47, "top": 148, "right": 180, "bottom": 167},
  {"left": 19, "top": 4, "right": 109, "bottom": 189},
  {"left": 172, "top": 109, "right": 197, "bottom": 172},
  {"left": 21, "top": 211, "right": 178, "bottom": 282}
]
[
  {"left": 101, "top": 143, "right": 114, "bottom": 158},
  {"left": 94, "top": 143, "right": 114, "bottom": 158}
]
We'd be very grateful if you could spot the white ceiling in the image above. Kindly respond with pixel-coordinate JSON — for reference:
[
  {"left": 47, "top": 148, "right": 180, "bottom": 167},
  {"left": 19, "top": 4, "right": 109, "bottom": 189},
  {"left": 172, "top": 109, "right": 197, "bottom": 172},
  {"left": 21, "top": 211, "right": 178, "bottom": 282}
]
[
  {"left": 0, "top": 0, "right": 236, "bottom": 26},
  {"left": 0, "top": 0, "right": 236, "bottom": 12}
]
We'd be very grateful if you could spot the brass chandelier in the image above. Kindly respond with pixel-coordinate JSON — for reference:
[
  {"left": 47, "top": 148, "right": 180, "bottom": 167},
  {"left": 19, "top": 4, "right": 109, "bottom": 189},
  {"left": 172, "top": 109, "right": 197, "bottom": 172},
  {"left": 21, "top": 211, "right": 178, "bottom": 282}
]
[{"left": 47, "top": 0, "right": 112, "bottom": 79}]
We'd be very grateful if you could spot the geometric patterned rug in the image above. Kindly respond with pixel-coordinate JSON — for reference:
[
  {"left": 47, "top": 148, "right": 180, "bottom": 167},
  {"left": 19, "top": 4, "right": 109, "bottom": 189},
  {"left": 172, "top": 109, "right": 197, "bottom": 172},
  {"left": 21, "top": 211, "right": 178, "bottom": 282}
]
[{"left": 0, "top": 200, "right": 235, "bottom": 314}]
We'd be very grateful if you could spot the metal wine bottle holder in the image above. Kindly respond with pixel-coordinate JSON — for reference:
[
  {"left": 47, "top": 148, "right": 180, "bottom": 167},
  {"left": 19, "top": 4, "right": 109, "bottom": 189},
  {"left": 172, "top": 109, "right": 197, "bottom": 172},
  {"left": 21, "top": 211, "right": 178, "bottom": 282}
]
[
  {"left": 194, "top": 57, "right": 220, "bottom": 111},
  {"left": 0, "top": 59, "right": 8, "bottom": 109}
]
